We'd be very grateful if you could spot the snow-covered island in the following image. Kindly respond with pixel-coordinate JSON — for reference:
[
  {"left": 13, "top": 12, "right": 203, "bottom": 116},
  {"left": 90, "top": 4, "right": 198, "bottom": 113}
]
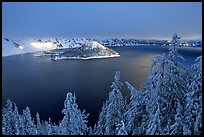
[{"left": 36, "top": 41, "right": 120, "bottom": 60}]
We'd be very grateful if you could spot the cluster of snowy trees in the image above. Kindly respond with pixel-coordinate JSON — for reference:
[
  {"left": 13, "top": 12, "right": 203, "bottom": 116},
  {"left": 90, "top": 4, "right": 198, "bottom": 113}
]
[
  {"left": 2, "top": 34, "right": 202, "bottom": 135},
  {"left": 2, "top": 93, "right": 89, "bottom": 135}
]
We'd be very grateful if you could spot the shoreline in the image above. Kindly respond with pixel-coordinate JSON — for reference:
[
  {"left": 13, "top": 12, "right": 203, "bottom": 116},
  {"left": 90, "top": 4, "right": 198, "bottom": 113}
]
[
  {"left": 52, "top": 54, "right": 120, "bottom": 60},
  {"left": 2, "top": 46, "right": 202, "bottom": 58}
]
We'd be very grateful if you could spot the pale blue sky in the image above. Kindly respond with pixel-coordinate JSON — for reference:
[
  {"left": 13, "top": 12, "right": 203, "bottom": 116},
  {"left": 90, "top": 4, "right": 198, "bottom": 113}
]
[{"left": 2, "top": 2, "right": 202, "bottom": 40}]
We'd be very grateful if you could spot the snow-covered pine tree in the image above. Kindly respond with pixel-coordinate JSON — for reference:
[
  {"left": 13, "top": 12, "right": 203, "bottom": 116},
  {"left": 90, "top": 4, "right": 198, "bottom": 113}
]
[
  {"left": 95, "top": 71, "right": 126, "bottom": 135},
  {"left": 169, "top": 100, "right": 184, "bottom": 135},
  {"left": 168, "top": 34, "right": 185, "bottom": 63},
  {"left": 2, "top": 107, "right": 7, "bottom": 135},
  {"left": 183, "top": 89, "right": 194, "bottom": 135},
  {"left": 142, "top": 54, "right": 162, "bottom": 134},
  {"left": 19, "top": 113, "right": 26, "bottom": 135},
  {"left": 95, "top": 101, "right": 108, "bottom": 135},
  {"left": 125, "top": 82, "right": 148, "bottom": 135},
  {"left": 41, "top": 118, "right": 53, "bottom": 135},
  {"left": 77, "top": 109, "right": 89, "bottom": 134},
  {"left": 192, "top": 56, "right": 202, "bottom": 83},
  {"left": 22, "top": 106, "right": 36, "bottom": 135},
  {"left": 35, "top": 112, "right": 43, "bottom": 135},
  {"left": 59, "top": 92, "right": 89, "bottom": 135},
  {"left": 43, "top": 120, "right": 50, "bottom": 135},
  {"left": 13, "top": 103, "right": 21, "bottom": 135},
  {"left": 40, "top": 120, "right": 48, "bottom": 135},
  {"left": 168, "top": 34, "right": 188, "bottom": 94},
  {"left": 104, "top": 71, "right": 126, "bottom": 135},
  {"left": 2, "top": 99, "right": 15, "bottom": 135},
  {"left": 145, "top": 54, "right": 167, "bottom": 135},
  {"left": 116, "top": 120, "right": 128, "bottom": 135},
  {"left": 47, "top": 118, "right": 53, "bottom": 135},
  {"left": 146, "top": 34, "right": 190, "bottom": 135},
  {"left": 52, "top": 123, "right": 60, "bottom": 135},
  {"left": 146, "top": 102, "right": 163, "bottom": 135},
  {"left": 145, "top": 47, "right": 186, "bottom": 135},
  {"left": 194, "top": 103, "right": 202, "bottom": 135},
  {"left": 183, "top": 56, "right": 202, "bottom": 135}
]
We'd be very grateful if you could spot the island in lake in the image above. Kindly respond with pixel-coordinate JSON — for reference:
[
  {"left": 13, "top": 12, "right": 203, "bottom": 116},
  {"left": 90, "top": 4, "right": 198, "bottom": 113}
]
[{"left": 35, "top": 41, "right": 120, "bottom": 60}]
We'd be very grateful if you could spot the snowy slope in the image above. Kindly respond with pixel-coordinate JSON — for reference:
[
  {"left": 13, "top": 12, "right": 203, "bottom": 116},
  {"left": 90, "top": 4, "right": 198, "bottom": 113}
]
[{"left": 2, "top": 37, "right": 92, "bottom": 57}]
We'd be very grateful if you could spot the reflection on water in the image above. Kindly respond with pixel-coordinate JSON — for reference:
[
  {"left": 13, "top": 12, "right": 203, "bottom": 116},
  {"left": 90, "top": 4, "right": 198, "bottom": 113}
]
[{"left": 2, "top": 46, "right": 202, "bottom": 126}]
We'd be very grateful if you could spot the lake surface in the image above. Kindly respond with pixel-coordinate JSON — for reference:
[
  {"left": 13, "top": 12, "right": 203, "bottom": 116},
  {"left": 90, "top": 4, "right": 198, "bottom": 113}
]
[{"left": 2, "top": 46, "right": 202, "bottom": 127}]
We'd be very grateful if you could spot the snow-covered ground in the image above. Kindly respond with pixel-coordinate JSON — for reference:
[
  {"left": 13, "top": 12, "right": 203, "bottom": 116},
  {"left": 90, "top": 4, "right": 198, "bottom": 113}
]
[
  {"left": 2, "top": 38, "right": 55, "bottom": 57},
  {"left": 2, "top": 37, "right": 91, "bottom": 57}
]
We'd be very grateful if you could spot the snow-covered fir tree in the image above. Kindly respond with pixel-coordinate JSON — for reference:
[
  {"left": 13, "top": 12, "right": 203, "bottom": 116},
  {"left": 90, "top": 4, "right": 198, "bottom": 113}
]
[
  {"left": 2, "top": 107, "right": 7, "bottom": 135},
  {"left": 40, "top": 120, "right": 48, "bottom": 135},
  {"left": 22, "top": 106, "right": 36, "bottom": 135},
  {"left": 13, "top": 103, "right": 21, "bottom": 135},
  {"left": 145, "top": 54, "right": 167, "bottom": 135},
  {"left": 94, "top": 101, "right": 108, "bottom": 135},
  {"left": 168, "top": 34, "right": 185, "bottom": 63},
  {"left": 169, "top": 100, "right": 184, "bottom": 135},
  {"left": 145, "top": 35, "right": 187, "bottom": 135},
  {"left": 97, "top": 71, "right": 126, "bottom": 135},
  {"left": 35, "top": 112, "right": 43, "bottom": 135},
  {"left": 183, "top": 56, "right": 202, "bottom": 135},
  {"left": 42, "top": 118, "right": 53, "bottom": 135},
  {"left": 124, "top": 82, "right": 148, "bottom": 135},
  {"left": 52, "top": 123, "right": 60, "bottom": 135},
  {"left": 146, "top": 102, "right": 163, "bottom": 135},
  {"left": 78, "top": 110, "right": 89, "bottom": 134},
  {"left": 2, "top": 99, "right": 14, "bottom": 135},
  {"left": 59, "top": 92, "right": 89, "bottom": 135},
  {"left": 48, "top": 118, "right": 53, "bottom": 135},
  {"left": 19, "top": 113, "right": 26, "bottom": 135},
  {"left": 168, "top": 34, "right": 190, "bottom": 94}
]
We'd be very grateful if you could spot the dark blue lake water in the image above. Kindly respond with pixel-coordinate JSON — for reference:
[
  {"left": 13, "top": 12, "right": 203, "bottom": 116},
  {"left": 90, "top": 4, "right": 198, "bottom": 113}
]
[{"left": 2, "top": 46, "right": 202, "bottom": 126}]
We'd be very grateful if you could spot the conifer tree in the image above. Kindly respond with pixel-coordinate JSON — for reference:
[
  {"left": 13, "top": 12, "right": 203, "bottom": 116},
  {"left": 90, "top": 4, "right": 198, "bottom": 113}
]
[
  {"left": 59, "top": 92, "right": 89, "bottom": 135},
  {"left": 22, "top": 106, "right": 35, "bottom": 135},
  {"left": 13, "top": 103, "right": 21, "bottom": 135},
  {"left": 145, "top": 35, "right": 187, "bottom": 135},
  {"left": 183, "top": 56, "right": 202, "bottom": 135},
  {"left": 104, "top": 71, "right": 126, "bottom": 135},
  {"left": 125, "top": 82, "right": 148, "bottom": 135},
  {"left": 35, "top": 112, "right": 42, "bottom": 135},
  {"left": 2, "top": 99, "right": 14, "bottom": 135},
  {"left": 95, "top": 101, "right": 108, "bottom": 135}
]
